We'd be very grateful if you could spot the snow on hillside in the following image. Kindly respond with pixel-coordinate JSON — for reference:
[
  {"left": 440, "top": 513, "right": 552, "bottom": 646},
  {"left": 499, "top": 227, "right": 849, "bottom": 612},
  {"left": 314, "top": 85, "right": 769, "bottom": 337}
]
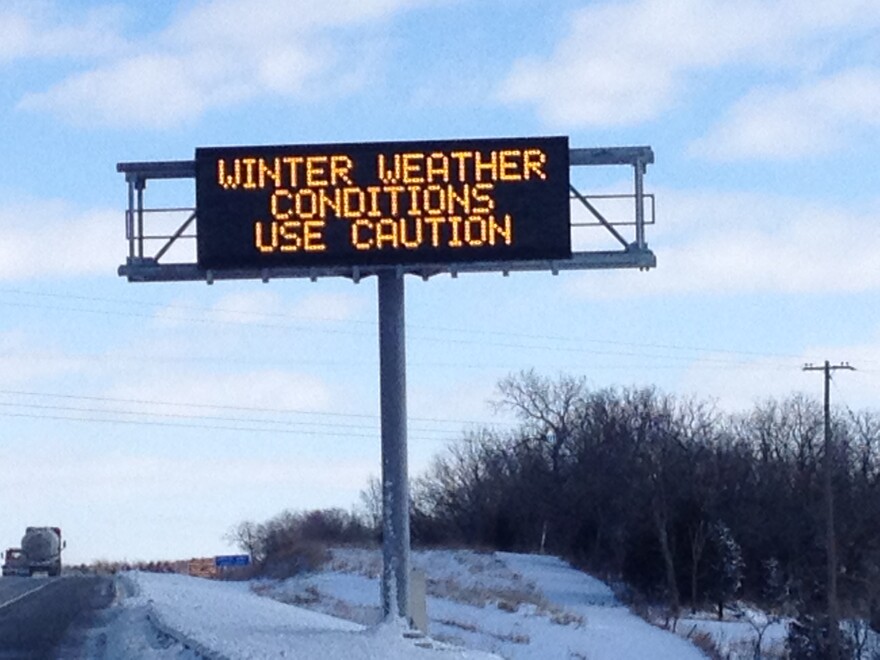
[
  {"left": 678, "top": 610, "right": 788, "bottom": 660},
  {"left": 80, "top": 548, "right": 724, "bottom": 659},
  {"left": 133, "top": 549, "right": 704, "bottom": 660},
  {"left": 106, "top": 570, "right": 501, "bottom": 659},
  {"left": 254, "top": 548, "right": 708, "bottom": 660},
  {"left": 75, "top": 546, "right": 880, "bottom": 659}
]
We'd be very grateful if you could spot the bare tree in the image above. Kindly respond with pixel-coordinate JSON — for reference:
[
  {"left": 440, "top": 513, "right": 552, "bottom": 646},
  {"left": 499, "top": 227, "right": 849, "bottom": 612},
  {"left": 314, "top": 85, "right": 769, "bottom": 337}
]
[
  {"left": 224, "top": 520, "right": 264, "bottom": 562},
  {"left": 358, "top": 475, "right": 383, "bottom": 535},
  {"left": 494, "top": 369, "right": 586, "bottom": 477},
  {"left": 689, "top": 520, "right": 708, "bottom": 614}
]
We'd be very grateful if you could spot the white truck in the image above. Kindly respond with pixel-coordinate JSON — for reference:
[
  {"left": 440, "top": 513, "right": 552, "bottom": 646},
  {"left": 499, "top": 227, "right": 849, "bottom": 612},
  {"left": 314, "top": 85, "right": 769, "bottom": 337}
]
[{"left": 3, "top": 527, "right": 65, "bottom": 577}]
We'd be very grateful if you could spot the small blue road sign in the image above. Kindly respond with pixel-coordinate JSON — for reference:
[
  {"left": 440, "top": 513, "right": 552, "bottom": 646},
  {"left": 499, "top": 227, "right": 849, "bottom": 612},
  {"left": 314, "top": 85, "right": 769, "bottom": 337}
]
[{"left": 214, "top": 554, "right": 250, "bottom": 567}]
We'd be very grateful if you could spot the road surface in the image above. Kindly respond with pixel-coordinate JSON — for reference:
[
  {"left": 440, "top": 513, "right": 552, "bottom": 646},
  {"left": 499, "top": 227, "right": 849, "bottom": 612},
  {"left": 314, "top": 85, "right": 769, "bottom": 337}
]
[{"left": 0, "top": 575, "right": 115, "bottom": 659}]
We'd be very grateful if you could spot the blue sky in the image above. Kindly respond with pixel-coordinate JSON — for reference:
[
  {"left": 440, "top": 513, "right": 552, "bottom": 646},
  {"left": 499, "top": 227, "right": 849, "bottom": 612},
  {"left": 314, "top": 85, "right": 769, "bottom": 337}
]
[{"left": 1, "top": 0, "right": 879, "bottom": 563}]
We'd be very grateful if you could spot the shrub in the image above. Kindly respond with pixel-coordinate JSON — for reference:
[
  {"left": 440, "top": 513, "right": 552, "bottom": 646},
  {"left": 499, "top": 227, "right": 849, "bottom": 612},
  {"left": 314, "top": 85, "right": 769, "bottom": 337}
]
[{"left": 260, "top": 541, "right": 329, "bottom": 579}]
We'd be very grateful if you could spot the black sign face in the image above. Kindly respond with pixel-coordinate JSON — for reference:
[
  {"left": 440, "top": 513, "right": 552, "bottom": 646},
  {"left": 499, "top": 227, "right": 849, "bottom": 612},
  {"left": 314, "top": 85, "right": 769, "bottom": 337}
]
[{"left": 195, "top": 136, "right": 570, "bottom": 270}]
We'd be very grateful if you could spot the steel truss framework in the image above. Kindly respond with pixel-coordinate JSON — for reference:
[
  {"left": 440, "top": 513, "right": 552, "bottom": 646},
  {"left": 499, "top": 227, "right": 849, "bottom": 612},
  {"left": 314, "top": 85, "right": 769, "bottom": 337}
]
[{"left": 116, "top": 146, "right": 655, "bottom": 283}]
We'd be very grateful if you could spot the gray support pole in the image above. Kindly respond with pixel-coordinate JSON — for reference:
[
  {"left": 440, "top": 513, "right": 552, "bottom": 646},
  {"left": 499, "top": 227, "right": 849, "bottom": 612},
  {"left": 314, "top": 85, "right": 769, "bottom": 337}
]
[
  {"left": 126, "top": 179, "right": 135, "bottom": 261},
  {"left": 136, "top": 179, "right": 146, "bottom": 259},
  {"left": 377, "top": 270, "right": 411, "bottom": 622},
  {"left": 634, "top": 160, "right": 646, "bottom": 250}
]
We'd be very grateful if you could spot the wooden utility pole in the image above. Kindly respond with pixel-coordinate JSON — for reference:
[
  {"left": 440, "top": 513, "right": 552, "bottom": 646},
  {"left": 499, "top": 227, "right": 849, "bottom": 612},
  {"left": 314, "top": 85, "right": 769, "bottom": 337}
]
[{"left": 803, "top": 360, "right": 855, "bottom": 660}]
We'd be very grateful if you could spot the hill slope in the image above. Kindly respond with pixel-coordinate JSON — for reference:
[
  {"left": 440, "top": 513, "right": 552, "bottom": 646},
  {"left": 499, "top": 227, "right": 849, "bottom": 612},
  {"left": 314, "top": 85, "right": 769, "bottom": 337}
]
[{"left": 82, "top": 549, "right": 710, "bottom": 659}]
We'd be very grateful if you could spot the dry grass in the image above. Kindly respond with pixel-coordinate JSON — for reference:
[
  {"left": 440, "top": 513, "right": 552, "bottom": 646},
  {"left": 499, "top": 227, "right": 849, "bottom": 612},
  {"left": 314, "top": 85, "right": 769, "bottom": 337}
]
[
  {"left": 326, "top": 549, "right": 382, "bottom": 579},
  {"left": 435, "top": 618, "right": 530, "bottom": 645},
  {"left": 253, "top": 583, "right": 321, "bottom": 607},
  {"left": 685, "top": 629, "right": 725, "bottom": 660},
  {"left": 288, "top": 548, "right": 587, "bottom": 633},
  {"left": 428, "top": 576, "right": 584, "bottom": 628},
  {"left": 550, "top": 610, "right": 585, "bottom": 626},
  {"left": 429, "top": 577, "right": 543, "bottom": 609}
]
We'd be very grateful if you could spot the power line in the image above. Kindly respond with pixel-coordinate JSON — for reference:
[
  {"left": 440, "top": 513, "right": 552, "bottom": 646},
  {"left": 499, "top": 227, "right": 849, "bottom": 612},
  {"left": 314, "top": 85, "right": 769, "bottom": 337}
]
[
  {"left": 0, "top": 400, "right": 384, "bottom": 434},
  {"left": 0, "top": 389, "right": 514, "bottom": 429},
  {"left": 0, "top": 287, "right": 823, "bottom": 366},
  {"left": 0, "top": 409, "right": 453, "bottom": 441},
  {"left": 0, "top": 398, "right": 473, "bottom": 442},
  {"left": 0, "top": 346, "right": 794, "bottom": 371}
]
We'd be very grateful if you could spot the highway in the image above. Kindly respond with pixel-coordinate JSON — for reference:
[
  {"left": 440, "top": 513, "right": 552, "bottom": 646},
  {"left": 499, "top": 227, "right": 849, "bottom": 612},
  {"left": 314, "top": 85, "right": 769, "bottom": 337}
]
[{"left": 0, "top": 575, "right": 115, "bottom": 659}]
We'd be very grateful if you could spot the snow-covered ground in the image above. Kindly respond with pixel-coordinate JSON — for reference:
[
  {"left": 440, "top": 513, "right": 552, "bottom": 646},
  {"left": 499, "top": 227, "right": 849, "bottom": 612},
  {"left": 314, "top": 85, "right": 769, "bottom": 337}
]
[
  {"left": 72, "top": 547, "right": 880, "bottom": 659},
  {"left": 678, "top": 607, "right": 789, "bottom": 659},
  {"left": 82, "top": 569, "right": 499, "bottom": 659},
  {"left": 80, "top": 548, "right": 723, "bottom": 659},
  {"left": 257, "top": 548, "right": 709, "bottom": 659}
]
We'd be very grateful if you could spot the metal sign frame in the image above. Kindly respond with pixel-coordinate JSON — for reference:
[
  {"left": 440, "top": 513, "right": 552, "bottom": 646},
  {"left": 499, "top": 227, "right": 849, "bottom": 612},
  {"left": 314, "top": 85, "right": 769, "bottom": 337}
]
[{"left": 117, "top": 146, "right": 655, "bottom": 283}]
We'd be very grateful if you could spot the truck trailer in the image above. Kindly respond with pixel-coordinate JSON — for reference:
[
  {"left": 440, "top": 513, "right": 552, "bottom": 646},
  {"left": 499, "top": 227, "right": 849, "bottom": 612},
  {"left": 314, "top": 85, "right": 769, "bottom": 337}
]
[{"left": 3, "top": 527, "right": 65, "bottom": 577}]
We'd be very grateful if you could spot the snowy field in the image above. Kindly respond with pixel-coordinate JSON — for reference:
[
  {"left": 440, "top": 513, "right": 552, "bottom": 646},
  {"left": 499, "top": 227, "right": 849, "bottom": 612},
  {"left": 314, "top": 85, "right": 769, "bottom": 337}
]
[{"left": 80, "top": 548, "right": 732, "bottom": 659}]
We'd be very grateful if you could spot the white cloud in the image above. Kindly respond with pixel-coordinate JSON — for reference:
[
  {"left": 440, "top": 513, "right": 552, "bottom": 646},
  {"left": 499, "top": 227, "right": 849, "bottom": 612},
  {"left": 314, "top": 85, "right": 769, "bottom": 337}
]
[
  {"left": 497, "top": 0, "right": 880, "bottom": 128},
  {"left": 0, "top": 2, "right": 125, "bottom": 64},
  {"left": 16, "top": 0, "right": 430, "bottom": 128},
  {"left": 208, "top": 289, "right": 364, "bottom": 324},
  {"left": 566, "top": 188, "right": 880, "bottom": 297},
  {"left": 207, "top": 290, "right": 364, "bottom": 324},
  {"left": 0, "top": 449, "right": 376, "bottom": 562},
  {"left": 207, "top": 290, "right": 288, "bottom": 325},
  {"left": 291, "top": 292, "right": 364, "bottom": 322},
  {"left": 677, "top": 337, "right": 880, "bottom": 413},
  {"left": 152, "top": 290, "right": 364, "bottom": 328},
  {"left": 0, "top": 452, "right": 370, "bottom": 499},
  {"left": 0, "top": 330, "right": 87, "bottom": 386},
  {"left": 0, "top": 200, "right": 120, "bottom": 280},
  {"left": 691, "top": 69, "right": 880, "bottom": 159},
  {"left": 20, "top": 53, "right": 217, "bottom": 129},
  {"left": 109, "top": 369, "right": 332, "bottom": 413},
  {"left": 164, "top": 0, "right": 415, "bottom": 43}
]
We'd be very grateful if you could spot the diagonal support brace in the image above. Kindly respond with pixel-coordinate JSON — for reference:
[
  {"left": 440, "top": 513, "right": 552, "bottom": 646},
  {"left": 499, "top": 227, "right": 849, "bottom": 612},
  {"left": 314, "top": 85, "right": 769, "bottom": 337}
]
[{"left": 569, "top": 184, "right": 630, "bottom": 249}]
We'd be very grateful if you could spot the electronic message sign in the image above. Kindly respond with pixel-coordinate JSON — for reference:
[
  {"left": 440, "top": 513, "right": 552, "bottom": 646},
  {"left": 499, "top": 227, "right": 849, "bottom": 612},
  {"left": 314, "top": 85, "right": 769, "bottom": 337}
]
[{"left": 195, "top": 136, "right": 571, "bottom": 270}]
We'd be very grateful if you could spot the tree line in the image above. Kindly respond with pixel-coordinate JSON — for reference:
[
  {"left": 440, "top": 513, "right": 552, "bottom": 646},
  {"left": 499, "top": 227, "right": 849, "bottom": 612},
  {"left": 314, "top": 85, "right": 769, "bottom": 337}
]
[
  {"left": 229, "top": 370, "right": 880, "bottom": 655},
  {"left": 409, "top": 371, "right": 880, "bottom": 643}
]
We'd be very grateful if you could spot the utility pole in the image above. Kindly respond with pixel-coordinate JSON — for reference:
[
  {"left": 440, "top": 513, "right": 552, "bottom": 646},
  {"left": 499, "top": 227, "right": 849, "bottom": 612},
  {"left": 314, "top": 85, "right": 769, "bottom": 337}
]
[{"left": 803, "top": 360, "right": 855, "bottom": 660}]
